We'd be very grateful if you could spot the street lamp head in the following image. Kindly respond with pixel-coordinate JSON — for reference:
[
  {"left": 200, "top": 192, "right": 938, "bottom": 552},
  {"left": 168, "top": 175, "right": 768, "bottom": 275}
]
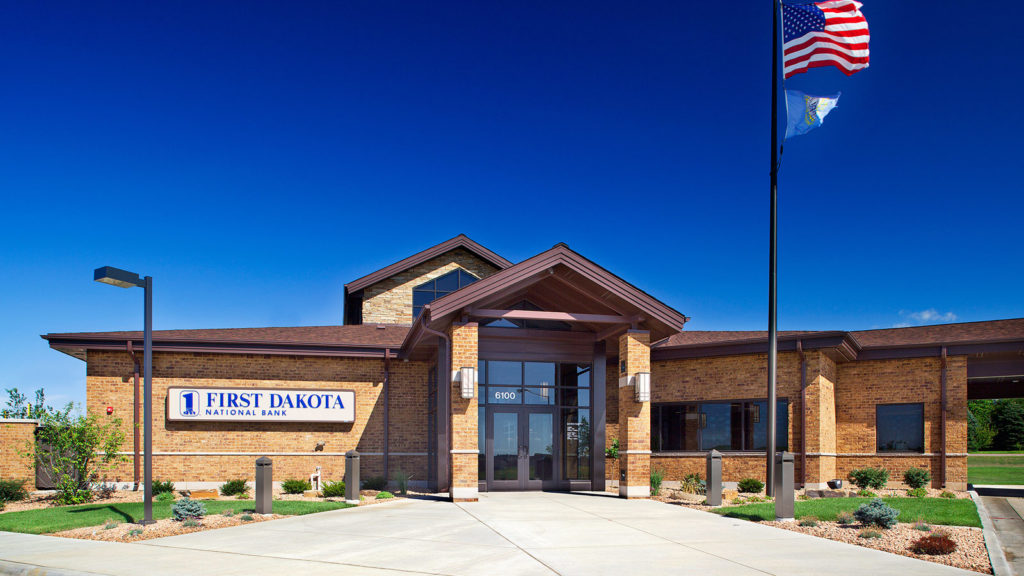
[{"left": 94, "top": 266, "right": 144, "bottom": 289}]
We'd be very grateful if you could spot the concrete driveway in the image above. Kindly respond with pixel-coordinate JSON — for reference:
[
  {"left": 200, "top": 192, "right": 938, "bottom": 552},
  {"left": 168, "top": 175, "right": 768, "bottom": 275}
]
[{"left": 0, "top": 492, "right": 976, "bottom": 576}]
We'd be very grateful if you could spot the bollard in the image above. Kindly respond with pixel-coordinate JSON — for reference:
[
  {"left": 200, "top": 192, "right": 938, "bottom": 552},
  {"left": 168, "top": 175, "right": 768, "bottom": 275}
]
[
  {"left": 705, "top": 449, "right": 722, "bottom": 506},
  {"left": 255, "top": 456, "right": 272, "bottom": 514},
  {"left": 774, "top": 451, "right": 795, "bottom": 521},
  {"left": 345, "top": 450, "right": 360, "bottom": 504}
]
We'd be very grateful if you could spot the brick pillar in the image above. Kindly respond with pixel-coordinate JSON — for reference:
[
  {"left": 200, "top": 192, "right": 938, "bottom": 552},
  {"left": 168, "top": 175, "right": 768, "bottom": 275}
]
[
  {"left": 803, "top": 351, "right": 837, "bottom": 489},
  {"left": 618, "top": 330, "right": 651, "bottom": 499},
  {"left": 449, "top": 322, "right": 479, "bottom": 502}
]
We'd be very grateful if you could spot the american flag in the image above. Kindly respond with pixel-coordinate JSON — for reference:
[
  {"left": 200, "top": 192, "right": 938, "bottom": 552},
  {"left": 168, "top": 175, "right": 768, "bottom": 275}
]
[{"left": 783, "top": 1, "right": 870, "bottom": 78}]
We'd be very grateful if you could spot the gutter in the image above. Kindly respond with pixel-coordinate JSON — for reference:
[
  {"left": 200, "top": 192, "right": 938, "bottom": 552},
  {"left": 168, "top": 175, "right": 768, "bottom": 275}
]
[
  {"left": 798, "top": 339, "right": 807, "bottom": 488},
  {"left": 419, "top": 311, "right": 452, "bottom": 492},
  {"left": 941, "top": 346, "right": 948, "bottom": 488},
  {"left": 383, "top": 348, "right": 390, "bottom": 483},
  {"left": 126, "top": 341, "right": 141, "bottom": 491}
]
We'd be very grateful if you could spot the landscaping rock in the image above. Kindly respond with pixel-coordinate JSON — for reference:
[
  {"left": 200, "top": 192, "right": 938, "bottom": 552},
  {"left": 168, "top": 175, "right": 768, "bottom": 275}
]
[
  {"left": 303, "top": 489, "right": 322, "bottom": 498},
  {"left": 188, "top": 489, "right": 219, "bottom": 499}
]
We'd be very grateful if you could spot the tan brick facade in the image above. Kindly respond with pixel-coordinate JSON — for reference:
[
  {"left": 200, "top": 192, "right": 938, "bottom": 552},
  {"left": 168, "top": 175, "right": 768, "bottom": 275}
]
[
  {"left": 85, "top": 350, "right": 430, "bottom": 487},
  {"left": 0, "top": 420, "right": 37, "bottom": 484},
  {"left": 360, "top": 249, "right": 501, "bottom": 325},
  {"left": 617, "top": 331, "right": 651, "bottom": 498},
  {"left": 448, "top": 322, "right": 479, "bottom": 501}
]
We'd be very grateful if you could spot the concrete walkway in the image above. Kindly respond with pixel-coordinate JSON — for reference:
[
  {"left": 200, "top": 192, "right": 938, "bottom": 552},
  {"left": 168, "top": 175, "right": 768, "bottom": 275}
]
[
  {"left": 978, "top": 494, "right": 1024, "bottom": 575},
  {"left": 0, "top": 492, "right": 976, "bottom": 576}
]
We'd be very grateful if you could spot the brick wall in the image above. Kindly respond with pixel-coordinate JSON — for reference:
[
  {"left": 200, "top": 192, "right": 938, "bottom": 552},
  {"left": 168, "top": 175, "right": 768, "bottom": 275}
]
[
  {"left": 360, "top": 249, "right": 500, "bottom": 325},
  {"left": 85, "top": 350, "right": 430, "bottom": 486},
  {"left": 448, "top": 322, "right": 479, "bottom": 501},
  {"left": 0, "top": 420, "right": 37, "bottom": 485},
  {"left": 617, "top": 331, "right": 651, "bottom": 498}
]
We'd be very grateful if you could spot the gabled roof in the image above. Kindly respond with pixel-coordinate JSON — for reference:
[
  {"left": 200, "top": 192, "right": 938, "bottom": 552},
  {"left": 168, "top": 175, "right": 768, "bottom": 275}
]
[
  {"left": 851, "top": 318, "right": 1024, "bottom": 348},
  {"left": 43, "top": 325, "right": 409, "bottom": 360},
  {"left": 401, "top": 243, "right": 689, "bottom": 355},
  {"left": 343, "top": 234, "right": 513, "bottom": 294}
]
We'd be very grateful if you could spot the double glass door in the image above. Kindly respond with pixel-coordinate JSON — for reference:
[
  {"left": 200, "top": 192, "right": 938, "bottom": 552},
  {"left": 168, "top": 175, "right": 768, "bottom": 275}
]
[{"left": 485, "top": 407, "right": 555, "bottom": 490}]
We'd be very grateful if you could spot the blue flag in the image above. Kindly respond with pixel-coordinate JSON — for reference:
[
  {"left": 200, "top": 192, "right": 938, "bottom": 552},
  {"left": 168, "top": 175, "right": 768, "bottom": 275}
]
[{"left": 785, "top": 90, "right": 840, "bottom": 139}]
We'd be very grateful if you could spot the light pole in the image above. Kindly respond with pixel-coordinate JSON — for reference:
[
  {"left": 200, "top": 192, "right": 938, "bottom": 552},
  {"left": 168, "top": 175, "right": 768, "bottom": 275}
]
[{"left": 94, "top": 266, "right": 154, "bottom": 525}]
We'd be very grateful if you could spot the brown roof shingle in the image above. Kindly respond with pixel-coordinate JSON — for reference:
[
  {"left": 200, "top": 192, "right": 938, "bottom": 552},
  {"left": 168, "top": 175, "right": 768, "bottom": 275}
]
[
  {"left": 851, "top": 318, "right": 1024, "bottom": 348},
  {"left": 44, "top": 324, "right": 409, "bottom": 348},
  {"left": 654, "top": 330, "right": 833, "bottom": 348}
]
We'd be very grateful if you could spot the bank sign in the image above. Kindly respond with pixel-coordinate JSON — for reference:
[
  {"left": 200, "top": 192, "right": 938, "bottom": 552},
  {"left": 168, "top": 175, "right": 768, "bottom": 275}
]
[{"left": 166, "top": 387, "right": 355, "bottom": 423}]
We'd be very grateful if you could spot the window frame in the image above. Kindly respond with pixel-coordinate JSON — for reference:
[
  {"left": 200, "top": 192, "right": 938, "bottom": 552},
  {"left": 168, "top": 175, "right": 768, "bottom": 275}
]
[
  {"left": 411, "top": 268, "right": 479, "bottom": 319},
  {"left": 651, "top": 397, "right": 789, "bottom": 454},
  {"left": 875, "top": 402, "right": 925, "bottom": 454}
]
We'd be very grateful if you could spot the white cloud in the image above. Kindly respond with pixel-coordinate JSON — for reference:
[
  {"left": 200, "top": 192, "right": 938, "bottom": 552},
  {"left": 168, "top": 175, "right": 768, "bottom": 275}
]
[{"left": 895, "top": 309, "right": 958, "bottom": 327}]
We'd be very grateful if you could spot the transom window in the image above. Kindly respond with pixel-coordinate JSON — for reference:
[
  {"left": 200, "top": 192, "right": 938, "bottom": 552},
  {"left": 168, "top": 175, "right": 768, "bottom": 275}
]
[
  {"left": 652, "top": 399, "right": 789, "bottom": 452},
  {"left": 876, "top": 403, "right": 924, "bottom": 453},
  {"left": 412, "top": 269, "right": 478, "bottom": 319}
]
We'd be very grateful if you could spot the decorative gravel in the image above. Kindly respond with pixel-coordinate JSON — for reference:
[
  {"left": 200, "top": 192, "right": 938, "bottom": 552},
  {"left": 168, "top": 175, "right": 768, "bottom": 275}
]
[
  {"left": 767, "top": 520, "right": 991, "bottom": 574},
  {"left": 51, "top": 513, "right": 282, "bottom": 542}
]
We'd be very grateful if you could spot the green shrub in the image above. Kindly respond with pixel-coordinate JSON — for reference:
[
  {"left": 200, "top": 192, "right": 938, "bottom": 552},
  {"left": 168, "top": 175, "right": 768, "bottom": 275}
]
[
  {"left": 907, "top": 487, "right": 927, "bottom": 498},
  {"left": 940, "top": 490, "right": 957, "bottom": 499},
  {"left": 376, "top": 491, "right": 394, "bottom": 499},
  {"left": 103, "top": 519, "right": 119, "bottom": 530},
  {"left": 234, "top": 493, "right": 248, "bottom": 500},
  {"left": 220, "top": 479, "right": 248, "bottom": 496},
  {"left": 182, "top": 518, "right": 200, "bottom": 528},
  {"left": 605, "top": 438, "right": 620, "bottom": 459},
  {"left": 322, "top": 480, "right": 345, "bottom": 498},
  {"left": 362, "top": 476, "right": 387, "bottom": 491},
  {"left": 392, "top": 470, "right": 412, "bottom": 495},
  {"left": 849, "top": 467, "right": 889, "bottom": 490},
  {"left": 858, "top": 489, "right": 877, "bottom": 497},
  {"left": 798, "top": 493, "right": 809, "bottom": 501},
  {"left": 731, "top": 497, "right": 745, "bottom": 505},
  {"left": 33, "top": 406, "right": 126, "bottom": 505},
  {"left": 0, "top": 501, "right": 5, "bottom": 512},
  {"left": 913, "top": 520, "right": 931, "bottom": 531},
  {"left": 745, "top": 495, "right": 766, "bottom": 503},
  {"left": 680, "top": 473, "right": 705, "bottom": 495},
  {"left": 128, "top": 528, "right": 143, "bottom": 537},
  {"left": 240, "top": 514, "right": 254, "bottom": 522},
  {"left": 281, "top": 478, "right": 312, "bottom": 494},
  {"left": 152, "top": 480, "right": 175, "bottom": 495},
  {"left": 854, "top": 498, "right": 900, "bottom": 529},
  {"left": 836, "top": 511, "right": 856, "bottom": 525},
  {"left": 903, "top": 467, "right": 931, "bottom": 490},
  {"left": 799, "top": 516, "right": 819, "bottom": 527},
  {"left": 171, "top": 497, "right": 207, "bottom": 521},
  {"left": 650, "top": 468, "right": 665, "bottom": 496},
  {"left": 155, "top": 491, "right": 176, "bottom": 502},
  {"left": 911, "top": 531, "right": 957, "bottom": 555},
  {"left": 0, "top": 479, "right": 28, "bottom": 502},
  {"left": 737, "top": 478, "right": 764, "bottom": 493},
  {"left": 859, "top": 529, "right": 882, "bottom": 539}
]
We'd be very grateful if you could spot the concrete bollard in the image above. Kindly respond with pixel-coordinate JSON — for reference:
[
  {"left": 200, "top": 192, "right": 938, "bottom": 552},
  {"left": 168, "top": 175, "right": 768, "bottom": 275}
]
[
  {"left": 774, "top": 451, "right": 795, "bottom": 521},
  {"left": 345, "top": 450, "right": 360, "bottom": 504},
  {"left": 255, "top": 456, "right": 272, "bottom": 514},
  {"left": 706, "top": 449, "right": 722, "bottom": 506}
]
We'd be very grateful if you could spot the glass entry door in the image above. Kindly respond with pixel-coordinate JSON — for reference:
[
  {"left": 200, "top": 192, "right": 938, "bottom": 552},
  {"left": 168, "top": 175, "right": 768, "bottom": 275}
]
[{"left": 486, "top": 407, "right": 555, "bottom": 490}]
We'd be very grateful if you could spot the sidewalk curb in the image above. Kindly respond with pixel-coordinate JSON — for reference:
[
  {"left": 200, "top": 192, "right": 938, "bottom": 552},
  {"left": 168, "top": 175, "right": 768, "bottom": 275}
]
[
  {"left": 971, "top": 490, "right": 1013, "bottom": 576},
  {"left": 0, "top": 558, "right": 109, "bottom": 576}
]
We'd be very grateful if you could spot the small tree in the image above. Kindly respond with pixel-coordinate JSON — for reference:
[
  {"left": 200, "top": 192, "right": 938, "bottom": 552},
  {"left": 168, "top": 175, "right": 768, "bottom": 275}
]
[
  {"left": 993, "top": 400, "right": 1024, "bottom": 451},
  {"left": 31, "top": 404, "right": 126, "bottom": 505},
  {"left": 3, "top": 387, "right": 51, "bottom": 419}
]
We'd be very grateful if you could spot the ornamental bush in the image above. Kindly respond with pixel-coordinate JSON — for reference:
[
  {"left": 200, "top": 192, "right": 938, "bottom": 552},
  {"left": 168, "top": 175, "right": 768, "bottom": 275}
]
[
  {"left": 32, "top": 405, "right": 126, "bottom": 505},
  {"left": 911, "top": 531, "right": 957, "bottom": 555},
  {"left": 171, "top": 497, "right": 207, "bottom": 521},
  {"left": 376, "top": 491, "right": 394, "bottom": 499},
  {"left": 362, "top": 476, "right": 387, "bottom": 491},
  {"left": 737, "top": 478, "right": 764, "bottom": 494},
  {"left": 322, "top": 480, "right": 345, "bottom": 498},
  {"left": 282, "top": 478, "right": 312, "bottom": 494},
  {"left": 392, "top": 469, "right": 412, "bottom": 495},
  {"left": 156, "top": 491, "right": 176, "bottom": 502},
  {"left": 152, "top": 480, "right": 175, "bottom": 495},
  {"left": 907, "top": 487, "right": 927, "bottom": 498},
  {"left": 799, "top": 516, "right": 819, "bottom": 527},
  {"left": 849, "top": 467, "right": 889, "bottom": 490},
  {"left": 680, "top": 473, "right": 706, "bottom": 495},
  {"left": 836, "top": 511, "right": 856, "bottom": 526},
  {"left": 0, "top": 479, "right": 28, "bottom": 502},
  {"left": 220, "top": 479, "right": 248, "bottom": 496},
  {"left": 854, "top": 498, "right": 900, "bottom": 529},
  {"left": 903, "top": 467, "right": 931, "bottom": 490},
  {"left": 650, "top": 468, "right": 665, "bottom": 496}
]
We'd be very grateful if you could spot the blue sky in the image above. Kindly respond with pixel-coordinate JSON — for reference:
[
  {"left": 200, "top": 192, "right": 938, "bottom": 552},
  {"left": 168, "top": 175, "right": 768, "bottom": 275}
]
[{"left": 1, "top": 1, "right": 1021, "bottom": 408}]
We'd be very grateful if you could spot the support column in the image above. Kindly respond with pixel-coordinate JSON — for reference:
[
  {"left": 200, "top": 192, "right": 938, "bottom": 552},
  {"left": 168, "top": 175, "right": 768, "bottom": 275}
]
[
  {"left": 449, "top": 322, "right": 479, "bottom": 502},
  {"left": 618, "top": 330, "right": 651, "bottom": 499}
]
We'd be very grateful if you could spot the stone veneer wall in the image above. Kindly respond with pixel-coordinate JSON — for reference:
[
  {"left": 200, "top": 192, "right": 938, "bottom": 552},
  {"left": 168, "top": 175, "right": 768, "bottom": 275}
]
[
  {"left": 86, "top": 350, "right": 430, "bottom": 486},
  {"left": 360, "top": 248, "right": 501, "bottom": 326},
  {"left": 0, "top": 420, "right": 37, "bottom": 484}
]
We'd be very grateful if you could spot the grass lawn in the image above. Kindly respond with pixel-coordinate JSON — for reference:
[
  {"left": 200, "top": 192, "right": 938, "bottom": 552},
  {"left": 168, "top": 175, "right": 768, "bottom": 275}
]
[
  {"left": 714, "top": 497, "right": 981, "bottom": 528},
  {"left": 968, "top": 453, "right": 1024, "bottom": 485},
  {"left": 0, "top": 499, "right": 353, "bottom": 535}
]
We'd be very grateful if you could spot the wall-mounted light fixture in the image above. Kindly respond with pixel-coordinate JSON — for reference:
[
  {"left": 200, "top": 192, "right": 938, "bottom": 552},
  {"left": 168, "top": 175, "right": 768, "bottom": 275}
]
[
  {"left": 634, "top": 372, "right": 651, "bottom": 402},
  {"left": 459, "top": 366, "right": 476, "bottom": 399}
]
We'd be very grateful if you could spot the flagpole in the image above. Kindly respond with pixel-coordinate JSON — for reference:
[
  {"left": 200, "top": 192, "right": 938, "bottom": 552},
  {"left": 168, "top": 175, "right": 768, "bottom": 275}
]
[{"left": 767, "top": 0, "right": 782, "bottom": 498}]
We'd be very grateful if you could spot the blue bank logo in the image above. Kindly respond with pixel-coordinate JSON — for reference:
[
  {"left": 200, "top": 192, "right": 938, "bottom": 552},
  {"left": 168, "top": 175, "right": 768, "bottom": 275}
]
[{"left": 180, "top": 390, "right": 200, "bottom": 417}]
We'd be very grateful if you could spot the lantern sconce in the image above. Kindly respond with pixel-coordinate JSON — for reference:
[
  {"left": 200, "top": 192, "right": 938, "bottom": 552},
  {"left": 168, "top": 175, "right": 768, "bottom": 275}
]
[
  {"left": 459, "top": 366, "right": 476, "bottom": 399},
  {"left": 634, "top": 372, "right": 651, "bottom": 402}
]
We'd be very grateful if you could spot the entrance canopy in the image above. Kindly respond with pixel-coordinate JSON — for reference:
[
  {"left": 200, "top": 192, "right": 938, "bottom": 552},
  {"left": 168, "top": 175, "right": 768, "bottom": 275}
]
[{"left": 400, "top": 243, "right": 688, "bottom": 359}]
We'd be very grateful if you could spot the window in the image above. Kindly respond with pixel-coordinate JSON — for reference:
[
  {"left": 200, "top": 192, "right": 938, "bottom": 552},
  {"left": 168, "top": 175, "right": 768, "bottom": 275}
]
[
  {"left": 412, "top": 269, "right": 478, "bottom": 319},
  {"left": 481, "top": 300, "right": 571, "bottom": 331},
  {"left": 876, "top": 403, "right": 924, "bottom": 453},
  {"left": 652, "top": 399, "right": 788, "bottom": 452}
]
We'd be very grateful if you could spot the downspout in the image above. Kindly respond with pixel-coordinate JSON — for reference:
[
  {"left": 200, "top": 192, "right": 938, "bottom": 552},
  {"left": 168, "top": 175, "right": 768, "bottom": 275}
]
[
  {"left": 798, "top": 340, "right": 807, "bottom": 488},
  {"left": 126, "top": 341, "right": 141, "bottom": 491},
  {"left": 420, "top": 311, "right": 452, "bottom": 492},
  {"left": 383, "top": 348, "right": 391, "bottom": 484},
  {"left": 940, "top": 346, "right": 948, "bottom": 489}
]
